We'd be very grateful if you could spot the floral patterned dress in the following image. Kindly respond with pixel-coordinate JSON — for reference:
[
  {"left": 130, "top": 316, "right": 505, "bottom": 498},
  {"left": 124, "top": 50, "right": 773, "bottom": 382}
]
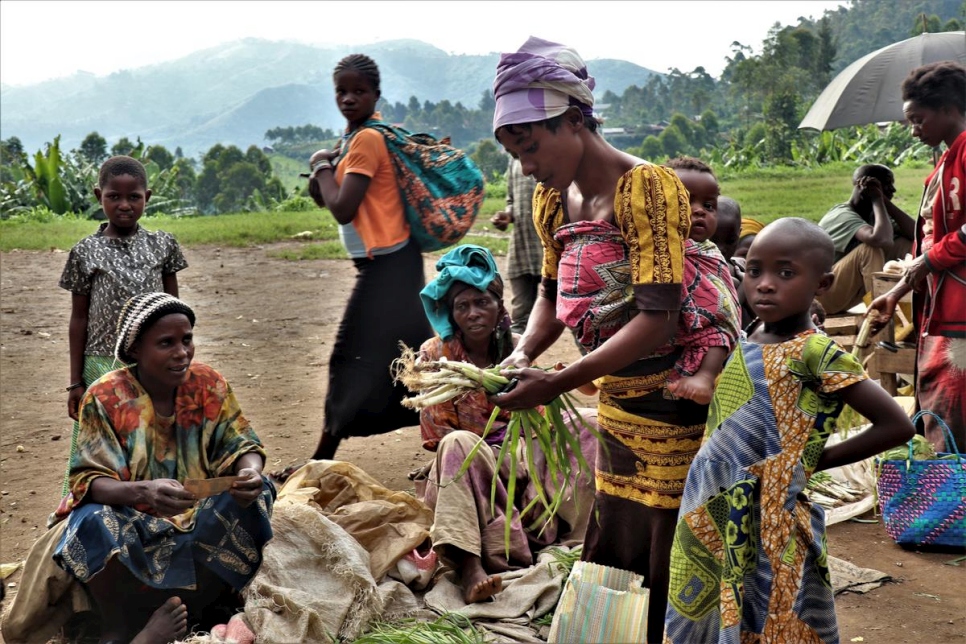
[
  {"left": 664, "top": 331, "right": 865, "bottom": 644},
  {"left": 52, "top": 363, "right": 275, "bottom": 591}
]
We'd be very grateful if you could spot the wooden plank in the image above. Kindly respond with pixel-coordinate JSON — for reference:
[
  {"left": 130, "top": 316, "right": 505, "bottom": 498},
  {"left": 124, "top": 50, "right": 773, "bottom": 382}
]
[
  {"left": 874, "top": 347, "right": 916, "bottom": 375},
  {"left": 824, "top": 315, "right": 858, "bottom": 334},
  {"left": 873, "top": 272, "right": 912, "bottom": 303},
  {"left": 827, "top": 334, "right": 855, "bottom": 350}
]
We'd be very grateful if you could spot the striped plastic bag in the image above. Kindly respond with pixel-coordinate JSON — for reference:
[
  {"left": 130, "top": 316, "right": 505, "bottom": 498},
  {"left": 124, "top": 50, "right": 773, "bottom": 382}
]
[{"left": 547, "top": 561, "right": 649, "bottom": 643}]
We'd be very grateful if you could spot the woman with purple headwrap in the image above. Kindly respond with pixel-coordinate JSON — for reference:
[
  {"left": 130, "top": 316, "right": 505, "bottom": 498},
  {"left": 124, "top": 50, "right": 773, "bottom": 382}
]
[{"left": 489, "top": 37, "right": 703, "bottom": 643}]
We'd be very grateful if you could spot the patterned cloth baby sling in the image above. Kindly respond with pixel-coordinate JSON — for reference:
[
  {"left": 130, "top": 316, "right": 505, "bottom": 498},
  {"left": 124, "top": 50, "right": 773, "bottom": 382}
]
[{"left": 341, "top": 119, "right": 484, "bottom": 251}]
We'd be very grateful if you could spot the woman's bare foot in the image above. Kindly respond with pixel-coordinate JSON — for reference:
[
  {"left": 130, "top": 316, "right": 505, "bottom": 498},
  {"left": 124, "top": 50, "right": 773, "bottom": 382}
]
[
  {"left": 459, "top": 554, "right": 502, "bottom": 603},
  {"left": 666, "top": 373, "right": 715, "bottom": 405},
  {"left": 130, "top": 597, "right": 188, "bottom": 644}
]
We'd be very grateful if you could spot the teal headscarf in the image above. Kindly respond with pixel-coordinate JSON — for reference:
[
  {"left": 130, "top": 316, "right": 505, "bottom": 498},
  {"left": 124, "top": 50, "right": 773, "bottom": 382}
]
[{"left": 420, "top": 245, "right": 506, "bottom": 341}]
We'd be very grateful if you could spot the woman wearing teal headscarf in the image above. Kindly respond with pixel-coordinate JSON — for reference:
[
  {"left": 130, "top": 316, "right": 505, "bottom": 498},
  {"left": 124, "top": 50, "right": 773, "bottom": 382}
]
[{"left": 413, "top": 245, "right": 597, "bottom": 605}]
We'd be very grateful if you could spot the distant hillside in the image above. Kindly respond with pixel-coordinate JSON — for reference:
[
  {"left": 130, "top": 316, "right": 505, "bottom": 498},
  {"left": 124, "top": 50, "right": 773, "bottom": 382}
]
[{"left": 0, "top": 38, "right": 658, "bottom": 158}]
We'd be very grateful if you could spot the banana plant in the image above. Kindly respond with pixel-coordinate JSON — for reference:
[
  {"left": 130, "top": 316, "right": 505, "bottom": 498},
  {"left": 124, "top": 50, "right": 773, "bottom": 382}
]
[
  {"left": 0, "top": 136, "right": 98, "bottom": 217},
  {"left": 29, "top": 136, "right": 70, "bottom": 213}
]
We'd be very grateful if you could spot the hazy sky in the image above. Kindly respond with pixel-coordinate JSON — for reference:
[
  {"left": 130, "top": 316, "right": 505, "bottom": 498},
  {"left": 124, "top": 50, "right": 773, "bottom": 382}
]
[{"left": 0, "top": 1, "right": 849, "bottom": 87}]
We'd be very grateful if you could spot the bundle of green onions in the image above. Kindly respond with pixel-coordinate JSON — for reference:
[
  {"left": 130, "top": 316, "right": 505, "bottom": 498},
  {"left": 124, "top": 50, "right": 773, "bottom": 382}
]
[
  {"left": 392, "top": 345, "right": 601, "bottom": 553},
  {"left": 804, "top": 471, "right": 865, "bottom": 508},
  {"left": 354, "top": 613, "right": 487, "bottom": 644}
]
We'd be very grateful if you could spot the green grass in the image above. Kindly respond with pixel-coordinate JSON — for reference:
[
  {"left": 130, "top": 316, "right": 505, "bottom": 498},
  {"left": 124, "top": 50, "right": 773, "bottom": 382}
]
[
  {"left": 0, "top": 164, "right": 934, "bottom": 257},
  {"left": 269, "top": 240, "right": 348, "bottom": 260},
  {"left": 270, "top": 154, "right": 310, "bottom": 194},
  {"left": 720, "top": 163, "right": 930, "bottom": 224},
  {"left": 353, "top": 613, "right": 487, "bottom": 644},
  {"left": 0, "top": 217, "right": 106, "bottom": 252},
  {"left": 0, "top": 211, "right": 335, "bottom": 252}
]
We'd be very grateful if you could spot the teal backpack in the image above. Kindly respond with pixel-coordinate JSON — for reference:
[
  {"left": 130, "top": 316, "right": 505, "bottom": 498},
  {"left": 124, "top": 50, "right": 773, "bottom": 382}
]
[{"left": 342, "top": 119, "right": 484, "bottom": 252}]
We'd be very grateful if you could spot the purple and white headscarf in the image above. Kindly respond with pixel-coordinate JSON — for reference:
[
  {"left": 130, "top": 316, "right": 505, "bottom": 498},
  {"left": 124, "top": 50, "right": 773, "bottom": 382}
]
[{"left": 492, "top": 36, "right": 596, "bottom": 132}]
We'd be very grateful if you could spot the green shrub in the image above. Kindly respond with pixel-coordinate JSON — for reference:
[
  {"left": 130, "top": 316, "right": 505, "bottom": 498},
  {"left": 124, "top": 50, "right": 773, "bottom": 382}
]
[{"left": 274, "top": 195, "right": 316, "bottom": 212}]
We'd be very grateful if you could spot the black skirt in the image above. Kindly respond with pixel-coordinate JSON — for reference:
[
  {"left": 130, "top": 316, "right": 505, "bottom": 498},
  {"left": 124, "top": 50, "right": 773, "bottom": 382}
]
[{"left": 324, "top": 240, "right": 432, "bottom": 438}]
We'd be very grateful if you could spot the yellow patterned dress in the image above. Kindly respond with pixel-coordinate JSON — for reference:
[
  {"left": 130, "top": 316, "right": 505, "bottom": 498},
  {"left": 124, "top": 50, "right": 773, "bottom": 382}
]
[
  {"left": 533, "top": 163, "right": 720, "bottom": 579},
  {"left": 664, "top": 331, "right": 866, "bottom": 644}
]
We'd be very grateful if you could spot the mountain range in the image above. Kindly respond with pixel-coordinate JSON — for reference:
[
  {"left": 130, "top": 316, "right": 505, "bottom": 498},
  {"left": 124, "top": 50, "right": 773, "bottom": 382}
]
[{"left": 0, "top": 38, "right": 658, "bottom": 158}]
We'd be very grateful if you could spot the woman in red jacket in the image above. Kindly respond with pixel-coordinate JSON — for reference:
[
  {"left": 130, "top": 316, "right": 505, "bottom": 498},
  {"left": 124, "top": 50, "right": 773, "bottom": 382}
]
[{"left": 870, "top": 61, "right": 966, "bottom": 451}]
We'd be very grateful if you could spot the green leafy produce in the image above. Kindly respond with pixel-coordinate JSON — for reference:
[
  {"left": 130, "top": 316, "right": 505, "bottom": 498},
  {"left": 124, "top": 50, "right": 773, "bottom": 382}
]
[
  {"left": 880, "top": 435, "right": 938, "bottom": 462},
  {"left": 353, "top": 613, "right": 487, "bottom": 644},
  {"left": 392, "top": 346, "right": 602, "bottom": 554}
]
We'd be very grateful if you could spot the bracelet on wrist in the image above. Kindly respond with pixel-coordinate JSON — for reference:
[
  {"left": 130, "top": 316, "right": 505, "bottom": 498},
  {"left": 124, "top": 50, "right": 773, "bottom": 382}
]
[{"left": 66, "top": 381, "right": 85, "bottom": 392}]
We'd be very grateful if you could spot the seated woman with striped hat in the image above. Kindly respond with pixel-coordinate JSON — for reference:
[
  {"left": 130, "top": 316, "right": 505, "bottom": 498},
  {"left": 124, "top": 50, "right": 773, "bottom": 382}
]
[{"left": 2, "top": 293, "right": 275, "bottom": 644}]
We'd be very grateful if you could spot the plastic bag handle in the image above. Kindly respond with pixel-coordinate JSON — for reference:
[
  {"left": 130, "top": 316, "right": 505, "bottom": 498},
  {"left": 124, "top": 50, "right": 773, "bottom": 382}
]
[{"left": 910, "top": 410, "right": 962, "bottom": 458}]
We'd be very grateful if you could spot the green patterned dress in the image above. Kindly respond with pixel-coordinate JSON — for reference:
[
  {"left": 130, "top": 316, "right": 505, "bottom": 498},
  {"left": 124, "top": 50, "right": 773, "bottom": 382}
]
[{"left": 664, "top": 331, "right": 865, "bottom": 644}]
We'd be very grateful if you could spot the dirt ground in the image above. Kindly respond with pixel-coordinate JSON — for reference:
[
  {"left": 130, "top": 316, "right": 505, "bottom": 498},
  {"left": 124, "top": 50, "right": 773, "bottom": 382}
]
[{"left": 0, "top": 243, "right": 962, "bottom": 643}]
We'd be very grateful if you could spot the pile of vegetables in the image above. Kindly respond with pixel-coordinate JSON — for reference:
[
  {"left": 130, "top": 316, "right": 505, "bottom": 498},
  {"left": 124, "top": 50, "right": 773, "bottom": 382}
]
[
  {"left": 878, "top": 434, "right": 946, "bottom": 462},
  {"left": 805, "top": 471, "right": 866, "bottom": 509},
  {"left": 392, "top": 346, "right": 600, "bottom": 551}
]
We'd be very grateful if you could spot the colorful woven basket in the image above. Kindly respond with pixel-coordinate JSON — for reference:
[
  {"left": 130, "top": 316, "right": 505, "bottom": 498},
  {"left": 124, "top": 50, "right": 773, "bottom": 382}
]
[{"left": 876, "top": 411, "right": 966, "bottom": 548}]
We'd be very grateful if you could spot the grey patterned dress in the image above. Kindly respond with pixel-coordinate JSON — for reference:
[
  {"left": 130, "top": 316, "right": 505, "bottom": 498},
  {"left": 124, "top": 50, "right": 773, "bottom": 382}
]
[{"left": 59, "top": 223, "right": 188, "bottom": 356}]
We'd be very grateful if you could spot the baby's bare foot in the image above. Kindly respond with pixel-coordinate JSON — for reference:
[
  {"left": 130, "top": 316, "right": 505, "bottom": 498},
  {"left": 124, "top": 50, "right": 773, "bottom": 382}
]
[
  {"left": 130, "top": 597, "right": 188, "bottom": 644},
  {"left": 669, "top": 374, "right": 715, "bottom": 405}
]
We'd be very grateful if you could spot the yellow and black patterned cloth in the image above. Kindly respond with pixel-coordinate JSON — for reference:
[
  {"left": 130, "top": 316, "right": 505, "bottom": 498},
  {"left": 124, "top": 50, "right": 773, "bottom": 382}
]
[{"left": 532, "top": 163, "right": 712, "bottom": 511}]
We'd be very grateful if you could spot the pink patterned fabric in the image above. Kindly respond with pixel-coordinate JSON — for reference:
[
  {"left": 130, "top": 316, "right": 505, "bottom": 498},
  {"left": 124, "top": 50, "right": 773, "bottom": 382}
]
[
  {"left": 553, "top": 224, "right": 739, "bottom": 386},
  {"left": 671, "top": 239, "right": 741, "bottom": 382},
  {"left": 553, "top": 219, "right": 648, "bottom": 353}
]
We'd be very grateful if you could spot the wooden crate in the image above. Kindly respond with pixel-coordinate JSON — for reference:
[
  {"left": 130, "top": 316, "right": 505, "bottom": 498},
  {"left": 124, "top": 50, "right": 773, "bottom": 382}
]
[{"left": 824, "top": 314, "right": 858, "bottom": 352}]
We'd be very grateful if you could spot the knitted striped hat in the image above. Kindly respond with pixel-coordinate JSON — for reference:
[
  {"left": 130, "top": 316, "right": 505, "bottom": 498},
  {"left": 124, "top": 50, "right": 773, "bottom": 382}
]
[{"left": 115, "top": 293, "right": 196, "bottom": 363}]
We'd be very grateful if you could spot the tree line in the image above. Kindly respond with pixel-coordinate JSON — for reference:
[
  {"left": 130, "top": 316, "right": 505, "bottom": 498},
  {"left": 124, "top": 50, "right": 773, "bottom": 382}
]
[
  {"left": 265, "top": 1, "right": 960, "bottom": 171},
  {"left": 0, "top": 134, "right": 289, "bottom": 219},
  {"left": 1, "top": 0, "right": 960, "bottom": 219}
]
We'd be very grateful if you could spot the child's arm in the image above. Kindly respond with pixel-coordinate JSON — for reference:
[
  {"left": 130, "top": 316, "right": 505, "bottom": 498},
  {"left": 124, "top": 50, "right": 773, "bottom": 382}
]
[
  {"left": 67, "top": 294, "right": 90, "bottom": 420},
  {"left": 815, "top": 379, "right": 915, "bottom": 472},
  {"left": 162, "top": 272, "right": 179, "bottom": 297},
  {"left": 666, "top": 346, "right": 727, "bottom": 405}
]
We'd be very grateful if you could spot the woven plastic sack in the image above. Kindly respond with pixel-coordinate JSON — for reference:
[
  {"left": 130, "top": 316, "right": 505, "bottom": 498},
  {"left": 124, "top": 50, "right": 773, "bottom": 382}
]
[
  {"left": 242, "top": 501, "right": 383, "bottom": 642},
  {"left": 875, "top": 410, "right": 966, "bottom": 548},
  {"left": 547, "top": 560, "right": 649, "bottom": 643},
  {"left": 342, "top": 120, "right": 484, "bottom": 251}
]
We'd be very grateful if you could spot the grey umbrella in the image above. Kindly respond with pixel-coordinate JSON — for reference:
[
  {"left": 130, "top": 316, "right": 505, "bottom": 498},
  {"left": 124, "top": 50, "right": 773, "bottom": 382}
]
[{"left": 799, "top": 31, "right": 966, "bottom": 131}]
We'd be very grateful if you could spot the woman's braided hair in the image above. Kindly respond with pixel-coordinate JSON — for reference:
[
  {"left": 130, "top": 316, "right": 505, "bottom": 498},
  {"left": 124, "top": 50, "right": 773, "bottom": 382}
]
[
  {"left": 115, "top": 292, "right": 196, "bottom": 363},
  {"left": 333, "top": 54, "right": 381, "bottom": 94}
]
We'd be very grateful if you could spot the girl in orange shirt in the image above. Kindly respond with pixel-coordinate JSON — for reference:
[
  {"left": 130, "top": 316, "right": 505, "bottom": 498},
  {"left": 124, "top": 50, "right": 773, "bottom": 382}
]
[{"left": 304, "top": 54, "right": 432, "bottom": 462}]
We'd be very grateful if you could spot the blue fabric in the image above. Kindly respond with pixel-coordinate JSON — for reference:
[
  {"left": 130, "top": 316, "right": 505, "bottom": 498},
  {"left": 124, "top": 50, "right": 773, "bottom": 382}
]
[
  {"left": 420, "top": 245, "right": 501, "bottom": 340},
  {"left": 54, "top": 480, "right": 275, "bottom": 591},
  {"left": 339, "top": 222, "right": 368, "bottom": 258}
]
